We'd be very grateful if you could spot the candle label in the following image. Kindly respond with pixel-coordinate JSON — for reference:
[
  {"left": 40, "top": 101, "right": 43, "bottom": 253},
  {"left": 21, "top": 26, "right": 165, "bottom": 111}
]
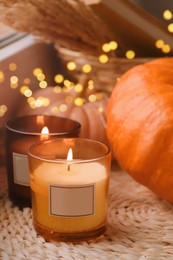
[
  {"left": 49, "top": 184, "right": 95, "bottom": 217},
  {"left": 13, "top": 152, "right": 30, "bottom": 186}
]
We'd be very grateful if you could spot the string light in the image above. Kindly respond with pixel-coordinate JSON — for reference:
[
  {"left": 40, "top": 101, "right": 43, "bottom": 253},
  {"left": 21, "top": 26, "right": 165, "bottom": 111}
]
[
  {"left": 82, "top": 64, "right": 92, "bottom": 73},
  {"left": 163, "top": 9, "right": 173, "bottom": 20},
  {"left": 74, "top": 97, "right": 84, "bottom": 106},
  {"left": 23, "top": 78, "right": 31, "bottom": 84},
  {"left": 20, "top": 85, "right": 28, "bottom": 93},
  {"left": 65, "top": 95, "right": 73, "bottom": 103},
  {"left": 27, "top": 96, "right": 34, "bottom": 104},
  {"left": 54, "top": 74, "right": 64, "bottom": 83},
  {"left": 53, "top": 86, "right": 62, "bottom": 93},
  {"left": 162, "top": 44, "right": 171, "bottom": 53},
  {"left": 0, "top": 105, "right": 7, "bottom": 117},
  {"left": 117, "top": 77, "right": 120, "bottom": 82},
  {"left": 24, "top": 89, "right": 32, "bottom": 97},
  {"left": 9, "top": 63, "right": 17, "bottom": 71},
  {"left": 42, "top": 97, "right": 50, "bottom": 106},
  {"left": 155, "top": 39, "right": 165, "bottom": 49},
  {"left": 109, "top": 41, "right": 118, "bottom": 50},
  {"left": 102, "top": 41, "right": 118, "bottom": 52},
  {"left": 39, "top": 80, "right": 47, "bottom": 89},
  {"left": 27, "top": 96, "right": 50, "bottom": 108},
  {"left": 51, "top": 106, "right": 59, "bottom": 114},
  {"left": 59, "top": 104, "right": 67, "bottom": 112},
  {"left": 63, "top": 87, "right": 70, "bottom": 93},
  {"left": 35, "top": 98, "right": 43, "bottom": 107},
  {"left": 0, "top": 71, "right": 4, "bottom": 83},
  {"left": 88, "top": 94, "right": 96, "bottom": 102},
  {"left": 126, "top": 50, "right": 135, "bottom": 59},
  {"left": 64, "top": 79, "right": 73, "bottom": 88},
  {"left": 27, "top": 97, "right": 36, "bottom": 109},
  {"left": 67, "top": 61, "right": 77, "bottom": 71},
  {"left": 20, "top": 86, "right": 32, "bottom": 97},
  {"left": 1, "top": 105, "right": 7, "bottom": 112},
  {"left": 98, "top": 106, "right": 104, "bottom": 113},
  {"left": 96, "top": 92, "right": 103, "bottom": 100},
  {"left": 168, "top": 23, "right": 173, "bottom": 33},
  {"left": 10, "top": 76, "right": 18, "bottom": 89},
  {"left": 10, "top": 76, "right": 18, "bottom": 84},
  {"left": 1, "top": 25, "right": 172, "bottom": 118},
  {"left": 74, "top": 83, "right": 83, "bottom": 92},
  {"left": 102, "top": 43, "right": 111, "bottom": 52},
  {"left": 88, "top": 80, "right": 94, "bottom": 90},
  {"left": 33, "top": 68, "right": 43, "bottom": 77},
  {"left": 37, "top": 73, "right": 45, "bottom": 81},
  {"left": 99, "top": 54, "right": 109, "bottom": 63}
]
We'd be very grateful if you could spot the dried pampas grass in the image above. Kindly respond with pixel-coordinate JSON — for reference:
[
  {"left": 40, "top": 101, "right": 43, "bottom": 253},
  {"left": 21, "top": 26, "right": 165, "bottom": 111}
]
[
  {"left": 0, "top": 0, "right": 150, "bottom": 94},
  {"left": 0, "top": 0, "right": 114, "bottom": 55}
]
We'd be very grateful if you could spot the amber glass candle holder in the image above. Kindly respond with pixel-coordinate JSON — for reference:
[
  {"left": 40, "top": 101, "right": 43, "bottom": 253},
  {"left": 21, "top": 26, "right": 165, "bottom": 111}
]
[
  {"left": 28, "top": 137, "right": 111, "bottom": 243},
  {"left": 5, "top": 115, "right": 81, "bottom": 208}
]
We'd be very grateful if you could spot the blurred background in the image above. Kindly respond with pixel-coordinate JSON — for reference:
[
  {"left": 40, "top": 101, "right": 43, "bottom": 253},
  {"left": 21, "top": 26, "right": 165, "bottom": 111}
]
[{"left": 132, "top": 0, "right": 173, "bottom": 24}]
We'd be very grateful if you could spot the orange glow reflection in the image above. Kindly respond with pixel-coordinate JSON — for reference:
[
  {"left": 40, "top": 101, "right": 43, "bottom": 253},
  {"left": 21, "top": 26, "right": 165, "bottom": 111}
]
[{"left": 36, "top": 115, "right": 45, "bottom": 125}]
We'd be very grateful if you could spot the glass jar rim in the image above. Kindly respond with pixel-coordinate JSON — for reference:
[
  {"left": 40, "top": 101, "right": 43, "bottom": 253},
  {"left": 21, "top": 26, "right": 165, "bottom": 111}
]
[
  {"left": 5, "top": 114, "right": 81, "bottom": 136},
  {"left": 28, "top": 137, "right": 111, "bottom": 163}
]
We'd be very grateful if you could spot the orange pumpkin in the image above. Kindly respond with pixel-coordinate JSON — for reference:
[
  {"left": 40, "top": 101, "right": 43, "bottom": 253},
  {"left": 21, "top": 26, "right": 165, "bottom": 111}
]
[
  {"left": 106, "top": 57, "right": 173, "bottom": 202},
  {"left": 16, "top": 87, "right": 109, "bottom": 144}
]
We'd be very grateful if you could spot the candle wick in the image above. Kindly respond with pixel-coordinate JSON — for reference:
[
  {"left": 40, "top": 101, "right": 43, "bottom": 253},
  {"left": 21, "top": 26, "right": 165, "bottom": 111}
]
[{"left": 67, "top": 164, "right": 70, "bottom": 171}]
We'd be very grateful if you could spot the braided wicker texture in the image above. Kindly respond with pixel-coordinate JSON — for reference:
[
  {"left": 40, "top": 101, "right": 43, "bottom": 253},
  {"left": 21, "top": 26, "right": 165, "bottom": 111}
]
[{"left": 1, "top": 164, "right": 173, "bottom": 259}]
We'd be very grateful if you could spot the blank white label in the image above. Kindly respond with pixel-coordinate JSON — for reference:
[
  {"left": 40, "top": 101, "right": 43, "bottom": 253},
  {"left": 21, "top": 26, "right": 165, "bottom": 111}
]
[
  {"left": 49, "top": 184, "right": 95, "bottom": 217},
  {"left": 13, "top": 152, "right": 30, "bottom": 186}
]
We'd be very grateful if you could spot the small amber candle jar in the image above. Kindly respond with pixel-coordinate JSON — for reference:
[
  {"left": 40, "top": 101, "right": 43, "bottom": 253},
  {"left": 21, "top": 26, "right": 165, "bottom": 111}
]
[
  {"left": 5, "top": 115, "right": 81, "bottom": 208},
  {"left": 28, "top": 137, "right": 111, "bottom": 243}
]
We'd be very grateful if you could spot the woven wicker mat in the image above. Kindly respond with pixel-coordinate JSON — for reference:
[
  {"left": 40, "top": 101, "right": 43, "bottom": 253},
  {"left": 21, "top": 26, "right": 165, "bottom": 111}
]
[{"left": 1, "top": 164, "right": 173, "bottom": 260}]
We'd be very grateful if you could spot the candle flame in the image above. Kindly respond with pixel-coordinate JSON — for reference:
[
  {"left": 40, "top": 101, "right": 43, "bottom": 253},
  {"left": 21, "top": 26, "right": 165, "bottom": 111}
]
[
  {"left": 41, "top": 126, "right": 49, "bottom": 140},
  {"left": 67, "top": 148, "right": 73, "bottom": 161},
  {"left": 67, "top": 148, "right": 73, "bottom": 171}
]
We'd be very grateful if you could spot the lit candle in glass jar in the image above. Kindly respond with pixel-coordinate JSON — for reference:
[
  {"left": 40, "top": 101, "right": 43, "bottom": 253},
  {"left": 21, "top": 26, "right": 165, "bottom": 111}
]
[
  {"left": 5, "top": 115, "right": 81, "bottom": 208},
  {"left": 28, "top": 137, "right": 111, "bottom": 242},
  {"left": 11, "top": 125, "right": 49, "bottom": 186}
]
